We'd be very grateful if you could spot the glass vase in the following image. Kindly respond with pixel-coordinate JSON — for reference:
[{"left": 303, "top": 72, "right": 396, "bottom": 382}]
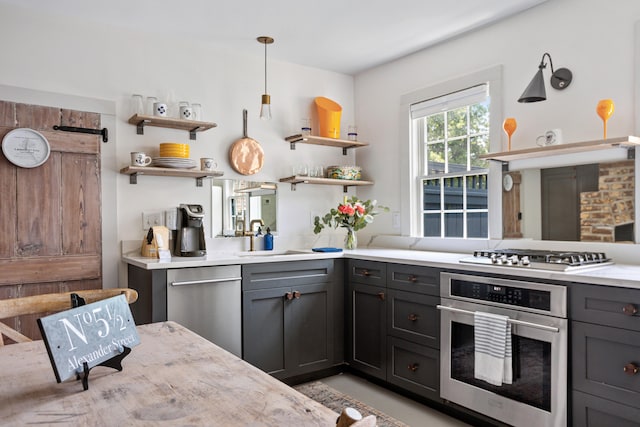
[{"left": 344, "top": 226, "right": 357, "bottom": 250}]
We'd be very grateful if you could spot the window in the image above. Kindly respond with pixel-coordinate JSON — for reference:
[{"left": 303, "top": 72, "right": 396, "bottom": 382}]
[{"left": 411, "top": 85, "right": 490, "bottom": 238}]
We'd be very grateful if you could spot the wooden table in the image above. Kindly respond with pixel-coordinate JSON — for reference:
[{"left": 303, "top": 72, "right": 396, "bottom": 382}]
[{"left": 1, "top": 321, "right": 337, "bottom": 426}]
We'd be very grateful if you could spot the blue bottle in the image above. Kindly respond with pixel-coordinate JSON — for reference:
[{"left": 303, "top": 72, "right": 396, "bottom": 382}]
[{"left": 264, "top": 227, "right": 274, "bottom": 251}]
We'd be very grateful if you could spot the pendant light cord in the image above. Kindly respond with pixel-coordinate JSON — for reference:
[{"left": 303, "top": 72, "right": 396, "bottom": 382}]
[{"left": 264, "top": 41, "right": 268, "bottom": 94}]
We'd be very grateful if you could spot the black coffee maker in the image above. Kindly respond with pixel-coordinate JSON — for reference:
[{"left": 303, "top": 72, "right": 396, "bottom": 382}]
[{"left": 175, "top": 204, "right": 206, "bottom": 257}]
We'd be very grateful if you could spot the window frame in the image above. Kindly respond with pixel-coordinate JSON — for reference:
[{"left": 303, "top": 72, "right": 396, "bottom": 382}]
[{"left": 399, "top": 66, "right": 503, "bottom": 239}]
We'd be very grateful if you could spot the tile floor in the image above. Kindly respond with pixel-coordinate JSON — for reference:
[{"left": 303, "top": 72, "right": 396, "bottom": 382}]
[{"left": 320, "top": 373, "right": 471, "bottom": 427}]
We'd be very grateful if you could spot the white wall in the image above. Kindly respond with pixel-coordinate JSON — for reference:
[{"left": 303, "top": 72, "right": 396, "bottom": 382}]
[
  {"left": 354, "top": 0, "right": 640, "bottom": 262},
  {"left": 0, "top": 3, "right": 361, "bottom": 285}
]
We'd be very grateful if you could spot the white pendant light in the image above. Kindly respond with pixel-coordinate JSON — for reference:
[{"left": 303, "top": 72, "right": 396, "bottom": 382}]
[{"left": 257, "top": 36, "right": 274, "bottom": 120}]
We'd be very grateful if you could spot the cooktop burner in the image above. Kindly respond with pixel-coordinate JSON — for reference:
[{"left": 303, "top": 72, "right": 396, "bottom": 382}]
[{"left": 459, "top": 249, "right": 613, "bottom": 271}]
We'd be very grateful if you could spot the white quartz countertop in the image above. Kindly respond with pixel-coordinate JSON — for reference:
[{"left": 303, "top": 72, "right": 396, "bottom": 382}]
[{"left": 122, "top": 247, "right": 640, "bottom": 289}]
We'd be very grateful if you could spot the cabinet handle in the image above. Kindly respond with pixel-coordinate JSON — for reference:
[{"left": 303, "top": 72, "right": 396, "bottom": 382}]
[
  {"left": 408, "top": 313, "right": 419, "bottom": 321},
  {"left": 408, "top": 363, "right": 419, "bottom": 372},
  {"left": 293, "top": 291, "right": 301, "bottom": 299},
  {"left": 623, "top": 363, "right": 639, "bottom": 375},
  {"left": 377, "top": 292, "right": 385, "bottom": 301},
  {"left": 285, "top": 292, "right": 293, "bottom": 300},
  {"left": 623, "top": 304, "right": 638, "bottom": 316},
  {"left": 408, "top": 275, "right": 417, "bottom": 283},
  {"left": 362, "top": 269, "right": 370, "bottom": 277}
]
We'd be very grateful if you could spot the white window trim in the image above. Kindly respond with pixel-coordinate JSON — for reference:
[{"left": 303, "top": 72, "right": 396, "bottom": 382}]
[{"left": 399, "top": 65, "right": 503, "bottom": 239}]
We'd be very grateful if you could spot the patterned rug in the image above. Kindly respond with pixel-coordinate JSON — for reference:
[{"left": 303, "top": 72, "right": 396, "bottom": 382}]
[{"left": 294, "top": 380, "right": 409, "bottom": 427}]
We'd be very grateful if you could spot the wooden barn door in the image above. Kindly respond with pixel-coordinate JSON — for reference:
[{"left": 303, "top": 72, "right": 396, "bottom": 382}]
[{"left": 0, "top": 101, "right": 102, "bottom": 342}]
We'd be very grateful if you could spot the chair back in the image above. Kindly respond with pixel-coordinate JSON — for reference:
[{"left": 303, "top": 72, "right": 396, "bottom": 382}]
[{"left": 0, "top": 289, "right": 138, "bottom": 346}]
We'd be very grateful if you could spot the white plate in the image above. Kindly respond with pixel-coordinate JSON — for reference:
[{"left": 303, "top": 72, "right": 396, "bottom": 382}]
[
  {"left": 152, "top": 157, "right": 197, "bottom": 169},
  {"left": 2, "top": 128, "right": 51, "bottom": 168}
]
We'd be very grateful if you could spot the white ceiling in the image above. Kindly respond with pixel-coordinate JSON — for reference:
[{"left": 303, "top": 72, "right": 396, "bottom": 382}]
[{"left": 1, "top": 0, "right": 547, "bottom": 75}]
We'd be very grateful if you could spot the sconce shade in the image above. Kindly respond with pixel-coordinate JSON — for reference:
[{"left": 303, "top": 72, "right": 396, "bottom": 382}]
[
  {"left": 518, "top": 52, "right": 572, "bottom": 103},
  {"left": 518, "top": 68, "right": 546, "bottom": 103}
]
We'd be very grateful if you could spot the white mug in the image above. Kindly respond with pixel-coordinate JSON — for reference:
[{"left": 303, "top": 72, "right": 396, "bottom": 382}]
[
  {"left": 200, "top": 157, "right": 217, "bottom": 171},
  {"left": 153, "top": 102, "right": 167, "bottom": 117},
  {"left": 536, "top": 129, "right": 563, "bottom": 146},
  {"left": 131, "top": 152, "right": 152, "bottom": 167},
  {"left": 180, "top": 106, "right": 193, "bottom": 120}
]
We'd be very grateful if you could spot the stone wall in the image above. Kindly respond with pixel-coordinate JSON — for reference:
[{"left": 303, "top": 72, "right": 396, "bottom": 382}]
[{"left": 580, "top": 160, "right": 635, "bottom": 242}]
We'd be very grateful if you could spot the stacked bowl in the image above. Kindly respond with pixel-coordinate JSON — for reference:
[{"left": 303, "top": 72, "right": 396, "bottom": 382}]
[{"left": 159, "top": 143, "right": 190, "bottom": 158}]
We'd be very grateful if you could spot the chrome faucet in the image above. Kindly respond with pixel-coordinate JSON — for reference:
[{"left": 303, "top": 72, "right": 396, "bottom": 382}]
[{"left": 247, "top": 219, "right": 265, "bottom": 251}]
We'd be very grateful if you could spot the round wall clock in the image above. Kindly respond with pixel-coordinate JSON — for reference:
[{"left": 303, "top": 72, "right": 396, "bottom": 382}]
[{"left": 2, "top": 128, "right": 51, "bottom": 168}]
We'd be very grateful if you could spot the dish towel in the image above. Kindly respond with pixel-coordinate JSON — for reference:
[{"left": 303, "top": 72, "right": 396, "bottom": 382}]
[{"left": 474, "top": 311, "right": 513, "bottom": 386}]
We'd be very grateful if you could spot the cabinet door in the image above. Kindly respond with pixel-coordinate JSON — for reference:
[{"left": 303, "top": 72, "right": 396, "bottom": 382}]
[
  {"left": 572, "top": 390, "right": 640, "bottom": 427},
  {"left": 286, "top": 282, "right": 334, "bottom": 376},
  {"left": 348, "top": 282, "right": 386, "bottom": 379},
  {"left": 242, "top": 286, "right": 289, "bottom": 376}
]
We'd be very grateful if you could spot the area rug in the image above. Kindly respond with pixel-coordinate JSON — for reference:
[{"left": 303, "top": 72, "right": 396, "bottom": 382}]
[{"left": 294, "top": 381, "right": 409, "bottom": 427}]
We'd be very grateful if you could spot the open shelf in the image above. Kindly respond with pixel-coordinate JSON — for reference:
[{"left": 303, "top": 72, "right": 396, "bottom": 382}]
[
  {"left": 285, "top": 134, "right": 368, "bottom": 155},
  {"left": 481, "top": 136, "right": 640, "bottom": 162},
  {"left": 120, "top": 166, "right": 223, "bottom": 187},
  {"left": 128, "top": 114, "right": 217, "bottom": 140},
  {"left": 279, "top": 175, "right": 374, "bottom": 192}
]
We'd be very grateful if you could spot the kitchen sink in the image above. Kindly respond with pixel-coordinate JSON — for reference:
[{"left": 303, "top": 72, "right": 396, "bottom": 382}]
[{"left": 234, "top": 249, "right": 311, "bottom": 257}]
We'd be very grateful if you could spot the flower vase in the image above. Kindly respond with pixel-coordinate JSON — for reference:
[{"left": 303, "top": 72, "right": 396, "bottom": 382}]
[{"left": 344, "top": 227, "right": 357, "bottom": 250}]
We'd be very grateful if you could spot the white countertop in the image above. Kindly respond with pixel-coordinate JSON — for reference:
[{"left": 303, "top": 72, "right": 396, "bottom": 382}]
[{"left": 122, "top": 247, "right": 640, "bottom": 289}]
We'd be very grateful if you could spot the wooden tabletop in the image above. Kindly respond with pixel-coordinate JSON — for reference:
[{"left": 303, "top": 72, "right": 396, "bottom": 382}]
[{"left": 0, "top": 321, "right": 337, "bottom": 426}]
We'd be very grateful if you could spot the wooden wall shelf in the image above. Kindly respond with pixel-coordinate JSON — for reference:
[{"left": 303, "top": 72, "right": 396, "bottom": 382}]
[
  {"left": 284, "top": 134, "right": 368, "bottom": 155},
  {"left": 481, "top": 136, "right": 640, "bottom": 162},
  {"left": 120, "top": 166, "right": 223, "bottom": 186},
  {"left": 279, "top": 175, "right": 373, "bottom": 192},
  {"left": 128, "top": 114, "right": 217, "bottom": 140}
]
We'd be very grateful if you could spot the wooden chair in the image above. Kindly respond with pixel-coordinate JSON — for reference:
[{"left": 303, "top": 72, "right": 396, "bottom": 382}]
[{"left": 0, "top": 288, "right": 138, "bottom": 346}]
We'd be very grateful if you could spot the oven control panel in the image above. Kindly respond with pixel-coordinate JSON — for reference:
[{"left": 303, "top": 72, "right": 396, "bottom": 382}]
[{"left": 451, "top": 279, "right": 551, "bottom": 311}]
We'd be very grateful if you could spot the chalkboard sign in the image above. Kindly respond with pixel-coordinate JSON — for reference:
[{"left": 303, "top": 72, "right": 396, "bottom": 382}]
[{"left": 37, "top": 294, "right": 140, "bottom": 383}]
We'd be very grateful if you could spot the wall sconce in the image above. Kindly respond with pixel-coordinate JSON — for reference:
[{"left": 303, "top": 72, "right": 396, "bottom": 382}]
[
  {"left": 518, "top": 52, "right": 573, "bottom": 103},
  {"left": 257, "top": 36, "right": 274, "bottom": 120}
]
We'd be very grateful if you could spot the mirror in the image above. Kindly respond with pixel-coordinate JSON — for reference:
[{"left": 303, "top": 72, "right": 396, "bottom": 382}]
[
  {"left": 507, "top": 160, "right": 635, "bottom": 243},
  {"left": 212, "top": 180, "right": 277, "bottom": 237}
]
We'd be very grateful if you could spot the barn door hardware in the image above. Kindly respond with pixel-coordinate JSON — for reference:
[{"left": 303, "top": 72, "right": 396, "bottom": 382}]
[{"left": 53, "top": 125, "right": 109, "bottom": 143}]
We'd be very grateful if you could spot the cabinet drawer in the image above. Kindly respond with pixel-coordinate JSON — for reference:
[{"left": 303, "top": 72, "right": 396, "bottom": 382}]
[
  {"left": 572, "top": 321, "right": 640, "bottom": 409},
  {"left": 572, "top": 390, "right": 640, "bottom": 427},
  {"left": 242, "top": 260, "right": 335, "bottom": 291},
  {"left": 348, "top": 260, "right": 386, "bottom": 287},
  {"left": 387, "top": 264, "right": 440, "bottom": 296},
  {"left": 387, "top": 289, "right": 439, "bottom": 348},
  {"left": 570, "top": 283, "right": 640, "bottom": 331},
  {"left": 387, "top": 337, "right": 439, "bottom": 400}
]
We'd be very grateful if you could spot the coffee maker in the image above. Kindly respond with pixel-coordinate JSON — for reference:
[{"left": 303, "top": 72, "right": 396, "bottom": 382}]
[{"left": 175, "top": 204, "right": 206, "bottom": 257}]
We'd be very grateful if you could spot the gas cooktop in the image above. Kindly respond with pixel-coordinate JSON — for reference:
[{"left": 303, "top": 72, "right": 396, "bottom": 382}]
[{"left": 459, "top": 249, "right": 614, "bottom": 271}]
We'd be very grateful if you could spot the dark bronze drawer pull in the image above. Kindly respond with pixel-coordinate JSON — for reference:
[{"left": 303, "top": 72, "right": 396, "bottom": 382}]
[
  {"left": 293, "top": 291, "right": 301, "bottom": 299},
  {"left": 285, "top": 292, "right": 293, "bottom": 300},
  {"left": 362, "top": 269, "right": 370, "bottom": 277},
  {"left": 408, "top": 313, "right": 419, "bottom": 321},
  {"left": 408, "top": 363, "right": 419, "bottom": 372},
  {"left": 623, "top": 363, "right": 639, "bottom": 375},
  {"left": 622, "top": 304, "right": 638, "bottom": 316},
  {"left": 377, "top": 292, "right": 385, "bottom": 301},
  {"left": 408, "top": 275, "right": 417, "bottom": 283}
]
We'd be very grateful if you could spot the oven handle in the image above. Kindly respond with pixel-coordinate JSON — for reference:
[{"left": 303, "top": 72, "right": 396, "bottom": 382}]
[{"left": 436, "top": 305, "right": 560, "bottom": 333}]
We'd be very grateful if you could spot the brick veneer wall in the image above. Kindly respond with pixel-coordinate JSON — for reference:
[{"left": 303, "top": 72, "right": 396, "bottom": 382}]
[{"left": 580, "top": 160, "right": 635, "bottom": 242}]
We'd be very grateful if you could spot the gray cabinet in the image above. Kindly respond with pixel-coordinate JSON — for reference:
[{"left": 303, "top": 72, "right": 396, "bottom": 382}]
[
  {"left": 242, "top": 259, "right": 343, "bottom": 380},
  {"left": 570, "top": 283, "right": 640, "bottom": 426},
  {"left": 347, "top": 260, "right": 441, "bottom": 400}
]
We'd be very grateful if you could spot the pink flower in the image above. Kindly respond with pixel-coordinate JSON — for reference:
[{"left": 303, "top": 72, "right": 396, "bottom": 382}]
[
  {"left": 338, "top": 204, "right": 355, "bottom": 216},
  {"left": 355, "top": 204, "right": 365, "bottom": 215}
]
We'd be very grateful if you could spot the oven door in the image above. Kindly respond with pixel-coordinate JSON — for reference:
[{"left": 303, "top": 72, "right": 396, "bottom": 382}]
[{"left": 439, "top": 298, "right": 568, "bottom": 427}]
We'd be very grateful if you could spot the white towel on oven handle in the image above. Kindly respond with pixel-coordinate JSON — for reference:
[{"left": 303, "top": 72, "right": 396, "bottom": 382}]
[{"left": 474, "top": 311, "right": 513, "bottom": 386}]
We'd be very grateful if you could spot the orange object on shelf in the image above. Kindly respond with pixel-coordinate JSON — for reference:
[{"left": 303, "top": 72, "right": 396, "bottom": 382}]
[{"left": 315, "top": 97, "right": 342, "bottom": 139}]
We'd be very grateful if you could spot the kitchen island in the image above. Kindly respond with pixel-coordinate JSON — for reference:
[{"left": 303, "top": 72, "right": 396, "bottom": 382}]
[{"left": 0, "top": 321, "right": 337, "bottom": 426}]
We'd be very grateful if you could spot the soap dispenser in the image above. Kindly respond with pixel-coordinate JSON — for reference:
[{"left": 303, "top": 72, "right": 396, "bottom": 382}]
[{"left": 264, "top": 227, "right": 274, "bottom": 251}]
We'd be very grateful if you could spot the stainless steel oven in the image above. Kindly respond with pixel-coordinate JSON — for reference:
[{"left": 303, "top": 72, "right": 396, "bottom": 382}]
[{"left": 438, "top": 272, "right": 568, "bottom": 427}]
